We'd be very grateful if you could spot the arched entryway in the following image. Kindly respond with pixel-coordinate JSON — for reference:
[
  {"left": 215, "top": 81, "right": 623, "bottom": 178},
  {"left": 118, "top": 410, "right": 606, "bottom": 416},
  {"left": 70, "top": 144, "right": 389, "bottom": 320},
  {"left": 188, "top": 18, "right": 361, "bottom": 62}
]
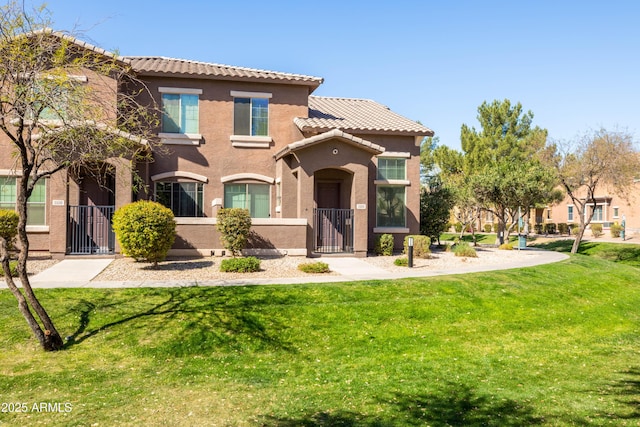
[
  {"left": 314, "top": 168, "right": 354, "bottom": 254},
  {"left": 67, "top": 164, "right": 116, "bottom": 254}
]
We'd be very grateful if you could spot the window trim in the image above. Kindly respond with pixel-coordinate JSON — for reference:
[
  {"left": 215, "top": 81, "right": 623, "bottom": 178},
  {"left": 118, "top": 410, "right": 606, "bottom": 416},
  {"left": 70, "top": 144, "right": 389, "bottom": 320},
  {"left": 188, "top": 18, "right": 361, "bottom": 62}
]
[
  {"left": 158, "top": 87, "right": 202, "bottom": 145},
  {"left": 231, "top": 91, "right": 272, "bottom": 146},
  {"left": 154, "top": 180, "right": 205, "bottom": 218},
  {"left": 0, "top": 176, "right": 47, "bottom": 226},
  {"left": 223, "top": 182, "right": 271, "bottom": 218}
]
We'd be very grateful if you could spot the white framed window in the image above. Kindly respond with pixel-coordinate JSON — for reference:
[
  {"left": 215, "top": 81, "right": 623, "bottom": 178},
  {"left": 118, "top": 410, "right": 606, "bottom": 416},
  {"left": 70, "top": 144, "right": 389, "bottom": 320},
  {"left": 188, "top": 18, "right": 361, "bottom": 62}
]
[
  {"left": 224, "top": 183, "right": 270, "bottom": 218},
  {"left": 567, "top": 205, "right": 574, "bottom": 222},
  {"left": 0, "top": 177, "right": 46, "bottom": 225},
  {"left": 155, "top": 181, "right": 204, "bottom": 217},
  {"left": 613, "top": 206, "right": 619, "bottom": 218},
  {"left": 158, "top": 87, "right": 202, "bottom": 145},
  {"left": 591, "top": 205, "right": 603, "bottom": 222},
  {"left": 377, "top": 158, "right": 406, "bottom": 180}
]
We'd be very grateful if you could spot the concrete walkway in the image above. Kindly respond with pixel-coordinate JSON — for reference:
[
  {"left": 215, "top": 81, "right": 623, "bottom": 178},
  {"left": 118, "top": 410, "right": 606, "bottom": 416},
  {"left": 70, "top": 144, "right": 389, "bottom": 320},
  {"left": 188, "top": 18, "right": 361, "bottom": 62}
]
[{"left": 2, "top": 248, "right": 571, "bottom": 289}]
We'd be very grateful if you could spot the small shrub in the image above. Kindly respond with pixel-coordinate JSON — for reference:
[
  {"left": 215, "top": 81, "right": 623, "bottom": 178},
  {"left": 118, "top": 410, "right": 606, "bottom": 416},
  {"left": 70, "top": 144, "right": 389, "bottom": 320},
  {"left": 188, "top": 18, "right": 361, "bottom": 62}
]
[
  {"left": 112, "top": 201, "right": 176, "bottom": 265},
  {"left": 454, "top": 222, "right": 463, "bottom": 233},
  {"left": 610, "top": 223, "right": 623, "bottom": 238},
  {"left": 499, "top": 243, "right": 514, "bottom": 250},
  {"left": 298, "top": 261, "right": 330, "bottom": 274},
  {"left": 534, "top": 223, "right": 544, "bottom": 234},
  {"left": 0, "top": 260, "right": 18, "bottom": 277},
  {"left": 544, "top": 223, "right": 557, "bottom": 234},
  {"left": 492, "top": 223, "right": 500, "bottom": 233},
  {"left": 570, "top": 225, "right": 580, "bottom": 235},
  {"left": 394, "top": 257, "right": 409, "bottom": 267},
  {"left": 591, "top": 223, "right": 603, "bottom": 238},
  {"left": 374, "top": 234, "right": 394, "bottom": 256},
  {"left": 453, "top": 242, "right": 477, "bottom": 258},
  {"left": 0, "top": 209, "right": 18, "bottom": 242},
  {"left": 216, "top": 208, "right": 252, "bottom": 257},
  {"left": 220, "top": 256, "right": 261, "bottom": 273},
  {"left": 483, "top": 224, "right": 492, "bottom": 233},
  {"left": 403, "top": 235, "right": 431, "bottom": 258},
  {"left": 557, "top": 223, "right": 569, "bottom": 235}
]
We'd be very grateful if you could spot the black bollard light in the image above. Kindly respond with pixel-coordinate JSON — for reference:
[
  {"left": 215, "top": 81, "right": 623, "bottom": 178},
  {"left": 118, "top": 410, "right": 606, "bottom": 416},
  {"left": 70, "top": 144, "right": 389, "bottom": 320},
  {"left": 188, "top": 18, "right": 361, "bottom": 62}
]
[{"left": 408, "top": 236, "right": 414, "bottom": 268}]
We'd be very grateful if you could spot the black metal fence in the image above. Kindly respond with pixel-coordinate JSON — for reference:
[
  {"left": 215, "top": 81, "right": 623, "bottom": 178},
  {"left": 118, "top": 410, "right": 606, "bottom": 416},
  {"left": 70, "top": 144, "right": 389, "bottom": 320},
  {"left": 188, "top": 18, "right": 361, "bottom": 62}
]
[
  {"left": 68, "top": 205, "right": 115, "bottom": 255},
  {"left": 313, "top": 208, "right": 354, "bottom": 254}
]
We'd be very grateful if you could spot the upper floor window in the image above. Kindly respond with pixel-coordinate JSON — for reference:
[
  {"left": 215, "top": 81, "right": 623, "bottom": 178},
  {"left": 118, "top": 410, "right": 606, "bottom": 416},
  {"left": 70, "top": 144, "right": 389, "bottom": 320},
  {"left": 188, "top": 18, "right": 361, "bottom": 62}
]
[
  {"left": 159, "top": 87, "right": 202, "bottom": 135},
  {"left": 224, "top": 183, "right": 270, "bottom": 218},
  {"left": 0, "top": 177, "right": 46, "bottom": 225},
  {"left": 155, "top": 181, "right": 204, "bottom": 217},
  {"left": 377, "top": 158, "right": 406, "bottom": 180},
  {"left": 231, "top": 91, "right": 271, "bottom": 137}
]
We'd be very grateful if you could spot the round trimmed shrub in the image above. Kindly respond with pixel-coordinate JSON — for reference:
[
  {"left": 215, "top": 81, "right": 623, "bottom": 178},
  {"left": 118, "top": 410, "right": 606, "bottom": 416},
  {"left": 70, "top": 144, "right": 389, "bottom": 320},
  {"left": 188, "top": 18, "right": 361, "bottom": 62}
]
[
  {"left": 216, "top": 208, "right": 252, "bottom": 257},
  {"left": 590, "top": 223, "right": 603, "bottom": 238},
  {"left": 0, "top": 209, "right": 19, "bottom": 250},
  {"left": 610, "top": 223, "right": 623, "bottom": 238},
  {"left": 374, "top": 234, "right": 394, "bottom": 256},
  {"left": 499, "top": 243, "right": 514, "bottom": 250},
  {"left": 403, "top": 235, "right": 431, "bottom": 258},
  {"left": 394, "top": 257, "right": 409, "bottom": 267},
  {"left": 112, "top": 201, "right": 176, "bottom": 265}
]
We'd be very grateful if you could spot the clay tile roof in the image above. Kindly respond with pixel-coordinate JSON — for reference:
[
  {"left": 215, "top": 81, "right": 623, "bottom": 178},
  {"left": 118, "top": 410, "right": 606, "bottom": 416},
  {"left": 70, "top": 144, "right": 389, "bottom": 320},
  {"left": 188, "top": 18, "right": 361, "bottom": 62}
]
[
  {"left": 294, "top": 96, "right": 433, "bottom": 136},
  {"left": 274, "top": 129, "right": 384, "bottom": 160},
  {"left": 125, "top": 56, "right": 323, "bottom": 89}
]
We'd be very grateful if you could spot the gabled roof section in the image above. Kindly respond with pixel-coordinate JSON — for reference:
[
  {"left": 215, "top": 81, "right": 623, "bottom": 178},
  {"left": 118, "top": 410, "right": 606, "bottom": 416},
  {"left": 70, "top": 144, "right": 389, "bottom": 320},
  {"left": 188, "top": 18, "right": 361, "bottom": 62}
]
[
  {"left": 295, "top": 96, "right": 434, "bottom": 136},
  {"left": 125, "top": 56, "right": 324, "bottom": 91},
  {"left": 24, "top": 28, "right": 130, "bottom": 66},
  {"left": 274, "top": 129, "right": 384, "bottom": 160}
]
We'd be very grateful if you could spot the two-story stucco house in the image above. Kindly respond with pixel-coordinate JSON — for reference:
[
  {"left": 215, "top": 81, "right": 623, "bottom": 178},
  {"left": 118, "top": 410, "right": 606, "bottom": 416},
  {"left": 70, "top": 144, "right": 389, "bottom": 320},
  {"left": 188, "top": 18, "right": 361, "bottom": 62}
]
[{"left": 1, "top": 31, "right": 433, "bottom": 258}]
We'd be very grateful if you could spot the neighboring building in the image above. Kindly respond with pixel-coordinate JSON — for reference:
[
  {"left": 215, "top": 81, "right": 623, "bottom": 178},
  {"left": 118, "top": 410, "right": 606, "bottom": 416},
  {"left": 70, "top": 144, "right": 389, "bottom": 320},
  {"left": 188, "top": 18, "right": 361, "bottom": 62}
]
[
  {"left": 545, "top": 184, "right": 640, "bottom": 235},
  {"left": 0, "top": 31, "right": 433, "bottom": 258}
]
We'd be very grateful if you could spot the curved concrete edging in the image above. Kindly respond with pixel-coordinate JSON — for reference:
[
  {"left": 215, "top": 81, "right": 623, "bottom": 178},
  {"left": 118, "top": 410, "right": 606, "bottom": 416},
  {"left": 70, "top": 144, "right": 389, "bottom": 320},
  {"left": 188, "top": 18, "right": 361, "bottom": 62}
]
[{"left": 14, "top": 248, "right": 570, "bottom": 289}]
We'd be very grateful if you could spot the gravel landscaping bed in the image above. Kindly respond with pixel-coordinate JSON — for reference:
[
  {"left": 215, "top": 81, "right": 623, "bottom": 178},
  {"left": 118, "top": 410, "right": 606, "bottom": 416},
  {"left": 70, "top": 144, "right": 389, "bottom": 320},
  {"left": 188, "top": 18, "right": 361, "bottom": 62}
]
[{"left": 91, "top": 246, "right": 533, "bottom": 281}]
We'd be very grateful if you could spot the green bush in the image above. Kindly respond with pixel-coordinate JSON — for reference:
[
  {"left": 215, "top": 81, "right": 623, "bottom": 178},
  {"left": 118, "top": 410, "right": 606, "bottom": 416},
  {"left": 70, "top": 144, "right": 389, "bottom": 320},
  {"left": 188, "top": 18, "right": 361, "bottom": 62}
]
[
  {"left": 220, "top": 256, "right": 260, "bottom": 273},
  {"left": 454, "top": 222, "right": 463, "bottom": 233},
  {"left": 544, "top": 223, "right": 557, "bottom": 234},
  {"left": 591, "top": 223, "right": 603, "bottom": 238},
  {"left": 403, "top": 235, "right": 431, "bottom": 258},
  {"left": 453, "top": 242, "right": 477, "bottom": 258},
  {"left": 394, "top": 257, "right": 409, "bottom": 267},
  {"left": 492, "top": 223, "right": 500, "bottom": 233},
  {"left": 298, "top": 261, "right": 330, "bottom": 274},
  {"left": 216, "top": 208, "right": 252, "bottom": 257},
  {"left": 483, "top": 224, "right": 492, "bottom": 233},
  {"left": 0, "top": 260, "right": 18, "bottom": 277},
  {"left": 570, "top": 225, "right": 580, "bottom": 235},
  {"left": 374, "top": 234, "right": 394, "bottom": 256},
  {"left": 499, "top": 243, "right": 514, "bottom": 250},
  {"left": 534, "top": 223, "right": 544, "bottom": 234},
  {"left": 557, "top": 223, "right": 569, "bottom": 235},
  {"left": 610, "top": 223, "right": 623, "bottom": 238},
  {"left": 112, "top": 201, "right": 176, "bottom": 265},
  {"left": 0, "top": 209, "right": 18, "bottom": 252}
]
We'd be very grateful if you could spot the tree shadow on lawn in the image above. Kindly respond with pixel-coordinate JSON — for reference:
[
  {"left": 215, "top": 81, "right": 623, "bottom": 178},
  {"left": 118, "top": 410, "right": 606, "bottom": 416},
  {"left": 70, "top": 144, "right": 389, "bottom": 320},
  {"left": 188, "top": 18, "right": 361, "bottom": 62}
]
[
  {"left": 601, "top": 367, "right": 640, "bottom": 421},
  {"left": 63, "top": 287, "right": 295, "bottom": 354},
  {"left": 260, "top": 383, "right": 543, "bottom": 426}
]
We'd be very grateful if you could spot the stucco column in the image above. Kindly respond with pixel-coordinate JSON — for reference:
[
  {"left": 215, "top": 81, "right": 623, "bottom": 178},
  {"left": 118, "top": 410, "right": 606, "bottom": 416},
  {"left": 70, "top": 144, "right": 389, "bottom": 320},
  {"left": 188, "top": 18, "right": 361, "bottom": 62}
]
[
  {"left": 48, "top": 170, "right": 70, "bottom": 258},
  {"left": 352, "top": 164, "right": 369, "bottom": 257}
]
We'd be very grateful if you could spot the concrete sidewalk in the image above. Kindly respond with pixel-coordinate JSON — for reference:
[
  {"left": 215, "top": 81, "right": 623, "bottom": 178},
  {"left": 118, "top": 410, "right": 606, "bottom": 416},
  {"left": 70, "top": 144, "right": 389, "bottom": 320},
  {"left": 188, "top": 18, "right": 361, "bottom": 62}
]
[{"left": 2, "top": 248, "right": 570, "bottom": 289}]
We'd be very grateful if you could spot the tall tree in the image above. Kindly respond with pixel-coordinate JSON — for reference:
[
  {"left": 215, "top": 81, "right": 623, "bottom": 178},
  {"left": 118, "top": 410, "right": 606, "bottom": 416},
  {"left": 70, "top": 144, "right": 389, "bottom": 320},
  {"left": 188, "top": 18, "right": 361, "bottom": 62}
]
[
  {"left": 554, "top": 128, "right": 640, "bottom": 254},
  {"left": 459, "top": 99, "right": 554, "bottom": 244},
  {"left": 0, "top": 2, "right": 157, "bottom": 351}
]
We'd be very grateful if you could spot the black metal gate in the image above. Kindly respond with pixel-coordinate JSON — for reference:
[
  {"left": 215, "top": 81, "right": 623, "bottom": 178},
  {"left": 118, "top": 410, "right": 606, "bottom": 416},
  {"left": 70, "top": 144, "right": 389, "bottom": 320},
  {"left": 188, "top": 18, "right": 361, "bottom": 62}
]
[
  {"left": 314, "top": 208, "right": 354, "bottom": 254},
  {"left": 67, "top": 205, "right": 115, "bottom": 255}
]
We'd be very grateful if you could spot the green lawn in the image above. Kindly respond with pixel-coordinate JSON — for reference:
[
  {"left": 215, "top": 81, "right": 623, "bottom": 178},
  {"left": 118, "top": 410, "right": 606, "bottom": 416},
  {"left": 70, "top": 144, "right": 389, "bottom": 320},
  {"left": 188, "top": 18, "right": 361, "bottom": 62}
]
[{"left": 1, "top": 245, "right": 640, "bottom": 425}]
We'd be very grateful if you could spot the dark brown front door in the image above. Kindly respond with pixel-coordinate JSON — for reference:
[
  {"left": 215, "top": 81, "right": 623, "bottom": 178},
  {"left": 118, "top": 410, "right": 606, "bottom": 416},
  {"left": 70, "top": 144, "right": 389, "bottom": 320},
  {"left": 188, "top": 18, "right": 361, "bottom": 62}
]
[{"left": 317, "top": 182, "right": 340, "bottom": 209}]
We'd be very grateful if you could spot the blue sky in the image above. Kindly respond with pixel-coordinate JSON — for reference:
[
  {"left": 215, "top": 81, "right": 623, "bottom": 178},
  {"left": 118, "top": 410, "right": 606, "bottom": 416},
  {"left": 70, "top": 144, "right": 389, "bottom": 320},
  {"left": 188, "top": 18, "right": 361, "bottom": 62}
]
[{"left": 42, "top": 0, "right": 640, "bottom": 150}]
